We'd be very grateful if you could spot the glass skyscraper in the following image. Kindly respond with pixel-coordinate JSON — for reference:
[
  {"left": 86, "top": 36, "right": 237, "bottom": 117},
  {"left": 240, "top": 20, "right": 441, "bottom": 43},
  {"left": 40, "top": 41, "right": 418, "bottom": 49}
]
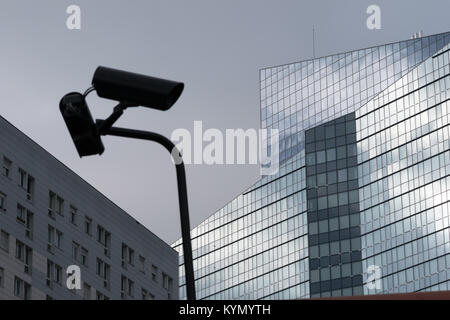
[{"left": 172, "top": 31, "right": 450, "bottom": 299}]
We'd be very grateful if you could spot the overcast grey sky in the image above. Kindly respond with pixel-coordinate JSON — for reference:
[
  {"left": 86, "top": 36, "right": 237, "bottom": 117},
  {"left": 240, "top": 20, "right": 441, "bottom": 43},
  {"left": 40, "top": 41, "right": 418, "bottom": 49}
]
[{"left": 0, "top": 0, "right": 449, "bottom": 244}]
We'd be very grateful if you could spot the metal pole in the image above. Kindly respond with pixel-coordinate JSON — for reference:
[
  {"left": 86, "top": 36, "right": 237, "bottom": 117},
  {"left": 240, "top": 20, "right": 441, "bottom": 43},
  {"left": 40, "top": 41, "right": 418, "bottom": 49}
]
[{"left": 97, "top": 122, "right": 196, "bottom": 300}]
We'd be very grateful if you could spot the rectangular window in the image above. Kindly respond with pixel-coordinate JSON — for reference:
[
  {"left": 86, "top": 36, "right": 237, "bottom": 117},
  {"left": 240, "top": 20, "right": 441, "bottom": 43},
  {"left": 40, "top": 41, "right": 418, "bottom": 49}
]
[
  {"left": 0, "top": 192, "right": 6, "bottom": 212},
  {"left": 46, "top": 260, "right": 63, "bottom": 286},
  {"left": 96, "top": 258, "right": 110, "bottom": 289},
  {"left": 72, "top": 242, "right": 80, "bottom": 261},
  {"left": 15, "top": 240, "right": 24, "bottom": 261},
  {"left": 48, "top": 191, "right": 63, "bottom": 216},
  {"left": 48, "top": 226, "right": 55, "bottom": 247},
  {"left": 15, "top": 241, "right": 32, "bottom": 273},
  {"left": 14, "top": 277, "right": 21, "bottom": 297},
  {"left": 104, "top": 231, "right": 111, "bottom": 255},
  {"left": 151, "top": 265, "right": 158, "bottom": 282},
  {"left": 121, "top": 244, "right": 127, "bottom": 267},
  {"left": 128, "top": 248, "right": 134, "bottom": 265},
  {"left": 0, "top": 230, "right": 9, "bottom": 252},
  {"left": 81, "top": 247, "right": 88, "bottom": 267},
  {"left": 56, "top": 230, "right": 63, "bottom": 249},
  {"left": 128, "top": 279, "right": 134, "bottom": 297},
  {"left": 121, "top": 243, "right": 134, "bottom": 267},
  {"left": 97, "top": 226, "right": 104, "bottom": 243},
  {"left": 14, "top": 277, "right": 31, "bottom": 300},
  {"left": 162, "top": 273, "right": 169, "bottom": 290},
  {"left": 0, "top": 267, "right": 4, "bottom": 288},
  {"left": 85, "top": 216, "right": 92, "bottom": 236},
  {"left": 19, "top": 168, "right": 26, "bottom": 189},
  {"left": 55, "top": 265, "right": 62, "bottom": 285},
  {"left": 26, "top": 175, "right": 34, "bottom": 200},
  {"left": 47, "top": 226, "right": 63, "bottom": 251},
  {"left": 120, "top": 275, "right": 134, "bottom": 298},
  {"left": 18, "top": 169, "right": 35, "bottom": 201},
  {"left": 70, "top": 206, "right": 78, "bottom": 226},
  {"left": 25, "top": 211, "right": 33, "bottom": 240},
  {"left": 56, "top": 196, "right": 64, "bottom": 216},
  {"left": 83, "top": 282, "right": 91, "bottom": 300},
  {"left": 139, "top": 255, "right": 146, "bottom": 274},
  {"left": 121, "top": 275, "right": 127, "bottom": 299},
  {"left": 2, "top": 157, "right": 12, "bottom": 178},
  {"left": 46, "top": 260, "right": 54, "bottom": 287},
  {"left": 48, "top": 191, "right": 56, "bottom": 218},
  {"left": 96, "top": 258, "right": 103, "bottom": 276},
  {"left": 17, "top": 203, "right": 26, "bottom": 223},
  {"left": 18, "top": 169, "right": 35, "bottom": 200},
  {"left": 97, "top": 225, "right": 111, "bottom": 256},
  {"left": 104, "top": 264, "right": 110, "bottom": 289}
]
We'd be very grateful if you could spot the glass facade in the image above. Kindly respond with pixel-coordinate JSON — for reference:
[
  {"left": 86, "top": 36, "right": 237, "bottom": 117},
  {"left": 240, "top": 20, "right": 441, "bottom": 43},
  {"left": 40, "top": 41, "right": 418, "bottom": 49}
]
[{"left": 173, "top": 32, "right": 450, "bottom": 300}]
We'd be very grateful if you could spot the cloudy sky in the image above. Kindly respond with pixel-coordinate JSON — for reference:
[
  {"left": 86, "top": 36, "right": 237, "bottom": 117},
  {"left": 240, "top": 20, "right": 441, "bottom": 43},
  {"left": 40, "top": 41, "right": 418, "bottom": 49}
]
[{"left": 0, "top": 0, "right": 449, "bottom": 244}]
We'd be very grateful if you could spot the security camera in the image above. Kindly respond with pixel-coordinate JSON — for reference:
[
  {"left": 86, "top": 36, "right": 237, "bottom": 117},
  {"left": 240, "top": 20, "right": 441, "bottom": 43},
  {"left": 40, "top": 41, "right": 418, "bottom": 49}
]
[
  {"left": 92, "top": 66, "right": 184, "bottom": 111},
  {"left": 59, "top": 92, "right": 105, "bottom": 157}
]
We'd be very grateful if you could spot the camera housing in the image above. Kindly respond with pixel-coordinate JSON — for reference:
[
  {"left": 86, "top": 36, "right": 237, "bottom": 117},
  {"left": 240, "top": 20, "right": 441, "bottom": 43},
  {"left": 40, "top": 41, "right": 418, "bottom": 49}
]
[
  {"left": 92, "top": 66, "right": 184, "bottom": 111},
  {"left": 59, "top": 92, "right": 105, "bottom": 157}
]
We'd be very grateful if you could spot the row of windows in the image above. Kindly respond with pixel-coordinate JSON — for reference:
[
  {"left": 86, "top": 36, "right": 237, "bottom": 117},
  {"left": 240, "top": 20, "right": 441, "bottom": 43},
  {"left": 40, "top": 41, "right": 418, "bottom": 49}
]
[
  {"left": 362, "top": 200, "right": 450, "bottom": 259},
  {"left": 356, "top": 46, "right": 449, "bottom": 119},
  {"left": 361, "top": 178, "right": 450, "bottom": 235},
  {"left": 362, "top": 254, "right": 450, "bottom": 295},
  {"left": 184, "top": 188, "right": 305, "bottom": 261},
  {"left": 261, "top": 35, "right": 446, "bottom": 87},
  {"left": 0, "top": 153, "right": 174, "bottom": 299},
  {"left": 0, "top": 228, "right": 172, "bottom": 299},
  {"left": 0, "top": 264, "right": 163, "bottom": 300},
  {"left": 357, "top": 81, "right": 449, "bottom": 166},
  {"left": 262, "top": 35, "right": 447, "bottom": 119},
  {"left": 176, "top": 152, "right": 304, "bottom": 244},
  {"left": 186, "top": 232, "right": 308, "bottom": 292},
  {"left": 189, "top": 258, "right": 308, "bottom": 300},
  {"left": 359, "top": 150, "right": 450, "bottom": 212},
  {"left": 182, "top": 212, "right": 306, "bottom": 284},
  {"left": 261, "top": 38, "right": 434, "bottom": 118},
  {"left": 358, "top": 113, "right": 450, "bottom": 190}
]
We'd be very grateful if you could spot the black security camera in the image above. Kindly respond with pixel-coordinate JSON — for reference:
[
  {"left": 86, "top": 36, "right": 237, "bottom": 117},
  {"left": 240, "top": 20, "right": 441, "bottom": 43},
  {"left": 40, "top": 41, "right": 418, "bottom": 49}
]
[
  {"left": 92, "top": 66, "right": 184, "bottom": 111},
  {"left": 59, "top": 92, "right": 105, "bottom": 157},
  {"left": 58, "top": 67, "right": 196, "bottom": 300},
  {"left": 60, "top": 66, "right": 184, "bottom": 157}
]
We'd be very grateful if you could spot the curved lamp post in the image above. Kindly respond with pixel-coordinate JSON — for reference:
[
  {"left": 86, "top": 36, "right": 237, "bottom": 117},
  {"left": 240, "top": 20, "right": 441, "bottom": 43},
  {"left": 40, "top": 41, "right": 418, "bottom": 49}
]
[{"left": 59, "top": 66, "right": 196, "bottom": 300}]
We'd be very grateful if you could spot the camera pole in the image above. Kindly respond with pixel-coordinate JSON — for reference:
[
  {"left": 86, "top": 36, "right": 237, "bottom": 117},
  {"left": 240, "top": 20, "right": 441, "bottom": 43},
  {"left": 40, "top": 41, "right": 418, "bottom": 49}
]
[
  {"left": 96, "top": 115, "right": 196, "bottom": 301},
  {"left": 59, "top": 66, "right": 194, "bottom": 299}
]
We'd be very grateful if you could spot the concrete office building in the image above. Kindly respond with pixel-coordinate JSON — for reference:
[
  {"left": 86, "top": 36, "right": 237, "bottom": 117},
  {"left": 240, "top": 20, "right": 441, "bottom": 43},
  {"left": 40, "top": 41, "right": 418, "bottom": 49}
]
[
  {"left": 173, "top": 31, "right": 450, "bottom": 299},
  {"left": 0, "top": 116, "right": 178, "bottom": 300}
]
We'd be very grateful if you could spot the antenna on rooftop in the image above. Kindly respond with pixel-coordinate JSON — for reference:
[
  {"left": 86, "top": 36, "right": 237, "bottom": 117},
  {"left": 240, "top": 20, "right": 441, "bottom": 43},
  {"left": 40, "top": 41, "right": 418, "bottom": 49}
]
[{"left": 312, "top": 27, "right": 316, "bottom": 58}]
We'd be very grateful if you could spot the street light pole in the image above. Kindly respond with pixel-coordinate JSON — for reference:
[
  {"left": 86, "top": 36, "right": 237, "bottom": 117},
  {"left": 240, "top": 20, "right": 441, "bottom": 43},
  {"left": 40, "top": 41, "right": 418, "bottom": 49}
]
[
  {"left": 59, "top": 66, "right": 195, "bottom": 300},
  {"left": 96, "top": 119, "right": 197, "bottom": 301}
]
